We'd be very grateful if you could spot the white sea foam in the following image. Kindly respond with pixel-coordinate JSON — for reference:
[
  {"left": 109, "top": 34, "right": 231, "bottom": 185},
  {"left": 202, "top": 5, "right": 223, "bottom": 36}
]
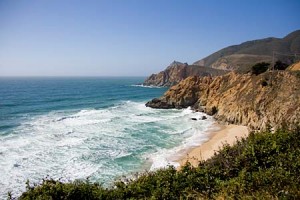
[
  {"left": 148, "top": 109, "right": 214, "bottom": 170},
  {"left": 0, "top": 101, "right": 215, "bottom": 198},
  {"left": 130, "top": 84, "right": 164, "bottom": 88}
]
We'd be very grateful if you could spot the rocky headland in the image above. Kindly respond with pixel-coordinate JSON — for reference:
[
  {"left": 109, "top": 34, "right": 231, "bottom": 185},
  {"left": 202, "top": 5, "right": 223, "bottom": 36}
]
[
  {"left": 146, "top": 70, "right": 300, "bottom": 130},
  {"left": 143, "top": 61, "right": 226, "bottom": 87}
]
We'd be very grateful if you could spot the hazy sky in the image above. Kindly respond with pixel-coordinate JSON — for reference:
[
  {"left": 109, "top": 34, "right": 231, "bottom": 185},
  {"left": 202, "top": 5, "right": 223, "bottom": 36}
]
[{"left": 0, "top": 0, "right": 299, "bottom": 76}]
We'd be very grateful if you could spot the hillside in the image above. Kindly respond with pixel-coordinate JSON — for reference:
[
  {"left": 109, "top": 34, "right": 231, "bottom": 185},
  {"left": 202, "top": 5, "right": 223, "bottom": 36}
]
[
  {"left": 194, "top": 30, "right": 300, "bottom": 72},
  {"left": 146, "top": 70, "right": 300, "bottom": 131},
  {"left": 288, "top": 60, "right": 300, "bottom": 71},
  {"left": 144, "top": 30, "right": 300, "bottom": 86},
  {"left": 143, "top": 61, "right": 226, "bottom": 87}
]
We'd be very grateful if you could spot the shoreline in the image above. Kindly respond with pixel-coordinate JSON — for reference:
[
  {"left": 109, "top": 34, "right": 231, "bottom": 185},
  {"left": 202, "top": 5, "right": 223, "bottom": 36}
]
[{"left": 176, "top": 123, "right": 249, "bottom": 167}]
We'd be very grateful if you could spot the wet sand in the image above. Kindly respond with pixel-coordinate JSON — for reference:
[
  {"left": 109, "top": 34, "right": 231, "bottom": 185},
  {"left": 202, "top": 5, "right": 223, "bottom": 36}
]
[{"left": 177, "top": 124, "right": 249, "bottom": 167}]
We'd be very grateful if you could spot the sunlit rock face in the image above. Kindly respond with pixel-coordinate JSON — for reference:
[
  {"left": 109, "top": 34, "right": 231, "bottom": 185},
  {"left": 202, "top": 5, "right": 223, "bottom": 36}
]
[
  {"left": 147, "top": 71, "right": 300, "bottom": 131},
  {"left": 143, "top": 61, "right": 226, "bottom": 87}
]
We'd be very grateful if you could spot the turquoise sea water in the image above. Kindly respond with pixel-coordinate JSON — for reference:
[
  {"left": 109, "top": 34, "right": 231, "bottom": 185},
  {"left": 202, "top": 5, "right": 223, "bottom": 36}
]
[{"left": 0, "top": 77, "right": 214, "bottom": 198}]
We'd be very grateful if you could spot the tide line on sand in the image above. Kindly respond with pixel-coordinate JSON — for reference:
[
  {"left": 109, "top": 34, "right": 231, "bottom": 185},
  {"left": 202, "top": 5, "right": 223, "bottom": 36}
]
[{"left": 177, "top": 124, "right": 249, "bottom": 167}]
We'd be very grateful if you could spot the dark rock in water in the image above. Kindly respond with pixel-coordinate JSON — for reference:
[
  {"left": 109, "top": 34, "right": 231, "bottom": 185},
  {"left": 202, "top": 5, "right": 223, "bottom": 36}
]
[
  {"left": 14, "top": 163, "right": 21, "bottom": 168},
  {"left": 191, "top": 118, "right": 197, "bottom": 121},
  {"left": 145, "top": 98, "right": 175, "bottom": 109},
  {"left": 194, "top": 107, "right": 205, "bottom": 112},
  {"left": 201, "top": 116, "right": 207, "bottom": 120}
]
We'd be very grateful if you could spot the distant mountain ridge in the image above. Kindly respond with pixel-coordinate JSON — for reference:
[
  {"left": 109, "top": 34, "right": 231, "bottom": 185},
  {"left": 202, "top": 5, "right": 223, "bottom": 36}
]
[
  {"left": 143, "top": 30, "right": 300, "bottom": 86},
  {"left": 194, "top": 30, "right": 300, "bottom": 72}
]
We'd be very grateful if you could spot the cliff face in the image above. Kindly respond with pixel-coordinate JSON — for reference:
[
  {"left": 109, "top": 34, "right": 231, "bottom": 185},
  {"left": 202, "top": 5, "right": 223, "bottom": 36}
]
[
  {"left": 146, "top": 71, "right": 300, "bottom": 130},
  {"left": 143, "top": 61, "right": 226, "bottom": 87}
]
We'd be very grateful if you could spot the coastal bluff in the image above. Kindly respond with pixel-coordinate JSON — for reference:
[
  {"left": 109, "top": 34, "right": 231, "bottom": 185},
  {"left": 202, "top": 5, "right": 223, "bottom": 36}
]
[
  {"left": 146, "top": 71, "right": 300, "bottom": 130},
  {"left": 143, "top": 61, "right": 226, "bottom": 87}
]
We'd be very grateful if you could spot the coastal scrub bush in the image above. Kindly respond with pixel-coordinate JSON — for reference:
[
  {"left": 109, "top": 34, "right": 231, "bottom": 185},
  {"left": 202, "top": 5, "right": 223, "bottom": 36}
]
[
  {"left": 274, "top": 60, "right": 289, "bottom": 70},
  {"left": 251, "top": 62, "right": 270, "bottom": 75},
  {"left": 17, "top": 126, "right": 300, "bottom": 199},
  {"left": 261, "top": 79, "right": 268, "bottom": 86}
]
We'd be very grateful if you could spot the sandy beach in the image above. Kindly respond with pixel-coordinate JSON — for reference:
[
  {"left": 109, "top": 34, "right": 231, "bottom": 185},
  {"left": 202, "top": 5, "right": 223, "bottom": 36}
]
[{"left": 177, "top": 124, "right": 249, "bottom": 167}]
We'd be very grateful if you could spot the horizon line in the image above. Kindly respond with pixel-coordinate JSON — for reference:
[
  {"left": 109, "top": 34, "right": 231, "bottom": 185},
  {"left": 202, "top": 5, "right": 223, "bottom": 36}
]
[{"left": 0, "top": 75, "right": 147, "bottom": 78}]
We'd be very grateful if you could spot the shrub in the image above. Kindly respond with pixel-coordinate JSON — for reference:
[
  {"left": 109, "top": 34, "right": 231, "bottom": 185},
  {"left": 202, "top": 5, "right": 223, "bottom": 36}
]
[
  {"left": 261, "top": 80, "right": 268, "bottom": 87},
  {"left": 16, "top": 126, "right": 300, "bottom": 199},
  {"left": 251, "top": 62, "right": 270, "bottom": 75},
  {"left": 274, "top": 60, "right": 289, "bottom": 70},
  {"left": 211, "top": 106, "right": 218, "bottom": 115}
]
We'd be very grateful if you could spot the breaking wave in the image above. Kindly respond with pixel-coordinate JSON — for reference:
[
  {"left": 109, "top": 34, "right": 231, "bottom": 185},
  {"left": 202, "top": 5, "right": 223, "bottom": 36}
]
[{"left": 0, "top": 101, "right": 214, "bottom": 198}]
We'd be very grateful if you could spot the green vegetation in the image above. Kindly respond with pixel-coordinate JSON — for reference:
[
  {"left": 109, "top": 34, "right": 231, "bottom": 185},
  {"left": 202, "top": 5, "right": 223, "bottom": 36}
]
[
  {"left": 251, "top": 62, "right": 270, "bottom": 75},
  {"left": 17, "top": 127, "right": 300, "bottom": 199},
  {"left": 274, "top": 60, "right": 289, "bottom": 70}
]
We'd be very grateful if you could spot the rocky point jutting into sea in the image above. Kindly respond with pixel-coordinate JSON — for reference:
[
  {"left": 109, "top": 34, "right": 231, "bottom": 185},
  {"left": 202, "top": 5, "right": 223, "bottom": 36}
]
[
  {"left": 146, "top": 70, "right": 300, "bottom": 131},
  {"left": 143, "top": 61, "right": 226, "bottom": 87}
]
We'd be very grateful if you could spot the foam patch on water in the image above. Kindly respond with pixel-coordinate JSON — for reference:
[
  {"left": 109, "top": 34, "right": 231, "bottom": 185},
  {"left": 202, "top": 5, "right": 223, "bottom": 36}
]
[
  {"left": 130, "top": 84, "right": 163, "bottom": 88},
  {"left": 0, "top": 102, "right": 215, "bottom": 198},
  {"left": 148, "top": 108, "right": 214, "bottom": 170}
]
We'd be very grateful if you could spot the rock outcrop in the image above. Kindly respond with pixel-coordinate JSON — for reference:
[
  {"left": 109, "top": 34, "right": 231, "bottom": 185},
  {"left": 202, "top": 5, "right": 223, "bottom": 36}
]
[
  {"left": 146, "top": 71, "right": 300, "bottom": 130},
  {"left": 143, "top": 61, "right": 226, "bottom": 87},
  {"left": 288, "top": 61, "right": 300, "bottom": 71}
]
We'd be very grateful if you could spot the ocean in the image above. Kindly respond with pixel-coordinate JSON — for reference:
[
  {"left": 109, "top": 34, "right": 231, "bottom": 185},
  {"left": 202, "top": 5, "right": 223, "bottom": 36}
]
[{"left": 0, "top": 77, "right": 214, "bottom": 198}]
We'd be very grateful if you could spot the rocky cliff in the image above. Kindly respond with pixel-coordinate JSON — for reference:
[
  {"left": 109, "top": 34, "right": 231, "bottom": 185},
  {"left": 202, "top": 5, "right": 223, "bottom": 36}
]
[
  {"left": 143, "top": 61, "right": 226, "bottom": 87},
  {"left": 288, "top": 61, "right": 300, "bottom": 71},
  {"left": 146, "top": 71, "right": 300, "bottom": 130}
]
